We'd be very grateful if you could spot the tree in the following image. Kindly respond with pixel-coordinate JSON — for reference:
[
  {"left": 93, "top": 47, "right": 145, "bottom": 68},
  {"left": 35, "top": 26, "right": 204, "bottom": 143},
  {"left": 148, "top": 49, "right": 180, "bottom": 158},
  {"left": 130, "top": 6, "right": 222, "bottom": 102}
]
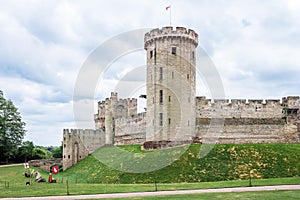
[
  {"left": 32, "top": 147, "right": 53, "bottom": 159},
  {"left": 52, "top": 145, "right": 63, "bottom": 158},
  {"left": 0, "top": 91, "right": 26, "bottom": 163},
  {"left": 15, "top": 141, "right": 35, "bottom": 162}
]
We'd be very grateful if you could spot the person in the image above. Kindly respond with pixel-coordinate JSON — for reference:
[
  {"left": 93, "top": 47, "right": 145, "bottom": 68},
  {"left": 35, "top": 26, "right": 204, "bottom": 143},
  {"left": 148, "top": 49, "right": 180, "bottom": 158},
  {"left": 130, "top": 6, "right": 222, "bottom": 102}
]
[
  {"left": 34, "top": 171, "right": 41, "bottom": 181},
  {"left": 34, "top": 171, "right": 45, "bottom": 182},
  {"left": 48, "top": 173, "right": 53, "bottom": 183}
]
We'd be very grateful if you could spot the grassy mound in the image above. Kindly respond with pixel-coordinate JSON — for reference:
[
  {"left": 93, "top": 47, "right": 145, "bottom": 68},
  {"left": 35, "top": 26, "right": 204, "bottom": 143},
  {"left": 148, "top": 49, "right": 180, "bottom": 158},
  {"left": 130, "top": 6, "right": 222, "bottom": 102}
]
[{"left": 60, "top": 143, "right": 300, "bottom": 184}]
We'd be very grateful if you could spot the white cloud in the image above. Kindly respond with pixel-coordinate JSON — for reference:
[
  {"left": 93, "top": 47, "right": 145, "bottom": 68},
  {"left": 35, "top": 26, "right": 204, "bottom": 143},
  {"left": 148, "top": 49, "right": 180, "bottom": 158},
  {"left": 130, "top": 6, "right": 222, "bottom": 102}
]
[{"left": 0, "top": 0, "right": 299, "bottom": 145}]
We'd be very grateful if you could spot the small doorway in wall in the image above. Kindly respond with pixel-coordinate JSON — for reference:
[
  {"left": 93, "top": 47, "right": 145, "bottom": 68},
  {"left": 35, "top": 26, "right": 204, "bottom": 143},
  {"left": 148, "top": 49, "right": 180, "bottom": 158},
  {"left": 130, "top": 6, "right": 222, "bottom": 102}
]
[{"left": 74, "top": 142, "right": 79, "bottom": 165}]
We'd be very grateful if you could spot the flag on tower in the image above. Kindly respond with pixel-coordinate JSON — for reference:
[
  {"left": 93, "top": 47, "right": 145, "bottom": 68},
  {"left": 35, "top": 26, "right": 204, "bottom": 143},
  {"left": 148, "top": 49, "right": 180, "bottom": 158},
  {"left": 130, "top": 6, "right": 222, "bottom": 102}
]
[{"left": 166, "top": 5, "right": 171, "bottom": 10}]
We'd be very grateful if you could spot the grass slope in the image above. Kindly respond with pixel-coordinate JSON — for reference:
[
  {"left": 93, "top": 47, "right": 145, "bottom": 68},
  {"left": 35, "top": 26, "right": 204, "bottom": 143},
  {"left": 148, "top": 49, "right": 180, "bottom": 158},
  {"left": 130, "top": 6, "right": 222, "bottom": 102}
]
[{"left": 60, "top": 143, "right": 300, "bottom": 184}]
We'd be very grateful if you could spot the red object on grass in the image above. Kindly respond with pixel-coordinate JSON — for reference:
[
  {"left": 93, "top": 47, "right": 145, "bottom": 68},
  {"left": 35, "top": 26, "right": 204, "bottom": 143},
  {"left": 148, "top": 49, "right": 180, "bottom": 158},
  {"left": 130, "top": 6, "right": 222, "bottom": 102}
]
[{"left": 51, "top": 166, "right": 59, "bottom": 174}]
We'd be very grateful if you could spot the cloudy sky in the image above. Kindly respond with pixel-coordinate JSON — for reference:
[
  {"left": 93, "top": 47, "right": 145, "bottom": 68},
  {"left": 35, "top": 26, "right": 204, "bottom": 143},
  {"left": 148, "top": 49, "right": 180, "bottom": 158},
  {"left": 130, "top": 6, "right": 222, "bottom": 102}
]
[{"left": 0, "top": 0, "right": 299, "bottom": 146}]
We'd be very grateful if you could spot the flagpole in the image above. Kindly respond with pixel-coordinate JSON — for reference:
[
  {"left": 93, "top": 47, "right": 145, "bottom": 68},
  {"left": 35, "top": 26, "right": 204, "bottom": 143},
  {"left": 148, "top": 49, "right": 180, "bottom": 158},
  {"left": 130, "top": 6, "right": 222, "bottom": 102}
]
[
  {"left": 166, "top": 5, "right": 172, "bottom": 26},
  {"left": 169, "top": 6, "right": 172, "bottom": 26}
]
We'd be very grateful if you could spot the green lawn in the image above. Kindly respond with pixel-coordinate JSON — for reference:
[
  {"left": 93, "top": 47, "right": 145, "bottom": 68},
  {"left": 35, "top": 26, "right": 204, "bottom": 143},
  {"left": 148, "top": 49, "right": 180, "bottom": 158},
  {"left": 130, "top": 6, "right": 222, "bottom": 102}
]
[{"left": 0, "top": 165, "right": 300, "bottom": 198}]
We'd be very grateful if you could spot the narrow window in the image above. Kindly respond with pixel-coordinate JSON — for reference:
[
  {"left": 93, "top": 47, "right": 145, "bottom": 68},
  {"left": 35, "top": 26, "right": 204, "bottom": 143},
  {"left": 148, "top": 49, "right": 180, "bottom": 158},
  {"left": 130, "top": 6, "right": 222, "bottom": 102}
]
[
  {"left": 168, "top": 96, "right": 171, "bottom": 102},
  {"left": 168, "top": 118, "right": 171, "bottom": 125},
  {"left": 172, "top": 71, "right": 174, "bottom": 79},
  {"left": 188, "top": 120, "right": 190, "bottom": 126},
  {"left": 192, "top": 51, "right": 195, "bottom": 59},
  {"left": 150, "top": 50, "right": 153, "bottom": 58},
  {"left": 172, "top": 47, "right": 176, "bottom": 55},
  {"left": 159, "top": 67, "right": 163, "bottom": 80},
  {"left": 159, "top": 113, "right": 163, "bottom": 126},
  {"left": 187, "top": 74, "right": 190, "bottom": 80},
  {"left": 68, "top": 155, "right": 70, "bottom": 159},
  {"left": 154, "top": 48, "right": 157, "bottom": 64},
  {"left": 159, "top": 90, "right": 163, "bottom": 103}
]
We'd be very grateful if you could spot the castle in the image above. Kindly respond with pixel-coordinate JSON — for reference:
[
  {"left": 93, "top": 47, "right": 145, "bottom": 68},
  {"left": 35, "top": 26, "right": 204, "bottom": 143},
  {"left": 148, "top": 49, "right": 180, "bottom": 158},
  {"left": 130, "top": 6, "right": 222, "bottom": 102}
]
[{"left": 62, "top": 27, "right": 300, "bottom": 170}]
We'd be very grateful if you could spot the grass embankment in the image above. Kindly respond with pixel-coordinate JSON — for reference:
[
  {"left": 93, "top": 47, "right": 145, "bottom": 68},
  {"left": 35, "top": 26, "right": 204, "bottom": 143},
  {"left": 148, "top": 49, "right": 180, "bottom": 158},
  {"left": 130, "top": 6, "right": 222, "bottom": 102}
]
[{"left": 61, "top": 143, "right": 300, "bottom": 184}]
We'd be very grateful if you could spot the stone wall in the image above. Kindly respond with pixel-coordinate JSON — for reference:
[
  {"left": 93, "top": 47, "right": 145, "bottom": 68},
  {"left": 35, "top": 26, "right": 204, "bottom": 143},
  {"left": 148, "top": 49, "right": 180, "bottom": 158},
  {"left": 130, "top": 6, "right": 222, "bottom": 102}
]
[
  {"left": 195, "top": 118, "right": 299, "bottom": 144},
  {"left": 62, "top": 129, "right": 106, "bottom": 170},
  {"left": 114, "top": 112, "right": 146, "bottom": 145},
  {"left": 29, "top": 158, "right": 62, "bottom": 172},
  {"left": 196, "top": 96, "right": 283, "bottom": 118}
]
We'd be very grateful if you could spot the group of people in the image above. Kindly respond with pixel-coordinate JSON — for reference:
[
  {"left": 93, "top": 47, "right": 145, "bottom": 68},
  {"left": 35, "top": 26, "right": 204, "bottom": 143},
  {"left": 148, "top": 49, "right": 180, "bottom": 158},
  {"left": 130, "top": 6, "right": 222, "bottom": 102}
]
[{"left": 24, "top": 169, "right": 54, "bottom": 183}]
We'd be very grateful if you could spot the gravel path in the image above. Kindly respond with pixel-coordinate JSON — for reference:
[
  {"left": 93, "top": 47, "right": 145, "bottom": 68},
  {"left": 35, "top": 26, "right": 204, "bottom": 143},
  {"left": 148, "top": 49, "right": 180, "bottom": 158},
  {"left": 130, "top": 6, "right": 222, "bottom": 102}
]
[
  {"left": 0, "top": 164, "right": 22, "bottom": 168},
  {"left": 1, "top": 184, "right": 300, "bottom": 200}
]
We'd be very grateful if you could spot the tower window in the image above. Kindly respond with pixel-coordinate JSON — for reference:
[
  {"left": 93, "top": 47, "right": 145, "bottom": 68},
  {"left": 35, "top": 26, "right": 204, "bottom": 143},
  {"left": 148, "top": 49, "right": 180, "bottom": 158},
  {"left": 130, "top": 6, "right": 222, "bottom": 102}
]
[
  {"left": 168, "top": 96, "right": 171, "bottom": 102},
  {"left": 192, "top": 51, "right": 195, "bottom": 59},
  {"left": 159, "top": 113, "right": 163, "bottom": 126},
  {"left": 168, "top": 118, "right": 171, "bottom": 125},
  {"left": 159, "top": 90, "right": 163, "bottom": 103},
  {"left": 172, "top": 47, "right": 176, "bottom": 55},
  {"left": 150, "top": 50, "right": 153, "bottom": 58},
  {"left": 187, "top": 74, "right": 190, "bottom": 80},
  {"left": 159, "top": 67, "right": 163, "bottom": 80},
  {"left": 154, "top": 48, "right": 157, "bottom": 64},
  {"left": 172, "top": 71, "right": 174, "bottom": 79}
]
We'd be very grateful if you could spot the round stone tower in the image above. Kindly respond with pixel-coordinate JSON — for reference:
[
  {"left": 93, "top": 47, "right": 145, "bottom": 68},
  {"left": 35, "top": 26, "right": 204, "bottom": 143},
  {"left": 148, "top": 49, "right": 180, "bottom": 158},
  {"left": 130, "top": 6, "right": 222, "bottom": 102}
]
[{"left": 144, "top": 26, "right": 198, "bottom": 143}]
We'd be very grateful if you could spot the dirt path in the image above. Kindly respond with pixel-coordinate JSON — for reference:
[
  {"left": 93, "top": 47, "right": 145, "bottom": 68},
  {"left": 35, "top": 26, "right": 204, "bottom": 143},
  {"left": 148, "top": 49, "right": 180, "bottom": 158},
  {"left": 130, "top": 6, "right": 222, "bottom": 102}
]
[
  {"left": 0, "top": 163, "right": 22, "bottom": 168},
  {"left": 1, "top": 184, "right": 300, "bottom": 200}
]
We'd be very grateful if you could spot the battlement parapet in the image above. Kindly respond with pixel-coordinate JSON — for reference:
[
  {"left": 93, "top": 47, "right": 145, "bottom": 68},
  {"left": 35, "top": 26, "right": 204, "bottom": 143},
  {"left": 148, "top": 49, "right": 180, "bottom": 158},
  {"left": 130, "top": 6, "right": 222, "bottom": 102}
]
[
  {"left": 144, "top": 26, "right": 198, "bottom": 49},
  {"left": 248, "top": 99, "right": 264, "bottom": 105},
  {"left": 283, "top": 96, "right": 300, "bottom": 108},
  {"left": 196, "top": 96, "right": 288, "bottom": 107},
  {"left": 115, "top": 112, "right": 147, "bottom": 123}
]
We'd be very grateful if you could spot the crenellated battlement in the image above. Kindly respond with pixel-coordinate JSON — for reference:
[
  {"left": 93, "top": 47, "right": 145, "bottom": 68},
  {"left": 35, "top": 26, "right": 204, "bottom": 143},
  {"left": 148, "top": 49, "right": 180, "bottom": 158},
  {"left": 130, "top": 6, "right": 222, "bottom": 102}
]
[
  {"left": 144, "top": 26, "right": 198, "bottom": 49},
  {"left": 196, "top": 96, "right": 289, "bottom": 108},
  {"left": 195, "top": 96, "right": 298, "bottom": 119},
  {"left": 283, "top": 96, "right": 300, "bottom": 108}
]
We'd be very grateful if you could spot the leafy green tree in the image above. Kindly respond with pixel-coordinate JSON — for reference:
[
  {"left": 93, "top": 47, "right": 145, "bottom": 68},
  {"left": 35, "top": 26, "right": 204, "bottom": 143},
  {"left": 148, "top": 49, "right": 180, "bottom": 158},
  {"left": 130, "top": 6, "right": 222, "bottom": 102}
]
[
  {"left": 32, "top": 147, "right": 53, "bottom": 159},
  {"left": 52, "top": 145, "right": 63, "bottom": 158},
  {"left": 15, "top": 141, "right": 35, "bottom": 162},
  {"left": 0, "top": 91, "right": 26, "bottom": 163}
]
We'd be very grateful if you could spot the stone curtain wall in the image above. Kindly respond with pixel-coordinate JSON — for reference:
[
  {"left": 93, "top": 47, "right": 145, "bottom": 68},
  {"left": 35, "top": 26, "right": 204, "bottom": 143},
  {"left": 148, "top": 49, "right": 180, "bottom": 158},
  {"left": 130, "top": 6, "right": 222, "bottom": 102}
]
[
  {"left": 29, "top": 158, "right": 62, "bottom": 172},
  {"left": 196, "top": 96, "right": 283, "bottom": 119},
  {"left": 195, "top": 118, "right": 299, "bottom": 144},
  {"left": 62, "top": 129, "right": 106, "bottom": 170},
  {"left": 114, "top": 112, "right": 147, "bottom": 145}
]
